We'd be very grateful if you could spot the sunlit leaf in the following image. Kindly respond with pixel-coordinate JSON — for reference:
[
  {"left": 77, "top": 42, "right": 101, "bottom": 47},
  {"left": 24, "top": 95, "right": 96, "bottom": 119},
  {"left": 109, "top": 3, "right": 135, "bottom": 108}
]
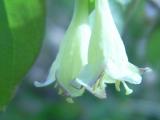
[{"left": 0, "top": 0, "right": 45, "bottom": 110}]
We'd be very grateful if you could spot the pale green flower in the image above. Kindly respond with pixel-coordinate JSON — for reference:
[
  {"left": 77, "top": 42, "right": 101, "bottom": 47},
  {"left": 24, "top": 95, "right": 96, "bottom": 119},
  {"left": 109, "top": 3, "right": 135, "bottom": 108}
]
[
  {"left": 34, "top": 0, "right": 91, "bottom": 97},
  {"left": 34, "top": 0, "right": 150, "bottom": 100},
  {"left": 74, "top": 0, "right": 147, "bottom": 98}
]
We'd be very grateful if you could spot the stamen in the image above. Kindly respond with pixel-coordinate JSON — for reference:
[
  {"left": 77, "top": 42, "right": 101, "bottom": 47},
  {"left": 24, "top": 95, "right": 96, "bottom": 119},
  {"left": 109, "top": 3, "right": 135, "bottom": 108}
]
[
  {"left": 122, "top": 81, "right": 133, "bottom": 95},
  {"left": 58, "top": 88, "right": 63, "bottom": 95},
  {"left": 66, "top": 97, "right": 74, "bottom": 103},
  {"left": 115, "top": 80, "right": 121, "bottom": 92}
]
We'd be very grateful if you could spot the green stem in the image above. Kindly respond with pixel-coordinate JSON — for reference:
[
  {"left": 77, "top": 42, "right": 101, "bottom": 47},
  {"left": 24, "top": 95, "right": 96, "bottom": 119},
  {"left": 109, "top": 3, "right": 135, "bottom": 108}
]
[
  {"left": 71, "top": 0, "right": 89, "bottom": 24},
  {"left": 89, "top": 0, "right": 95, "bottom": 13}
]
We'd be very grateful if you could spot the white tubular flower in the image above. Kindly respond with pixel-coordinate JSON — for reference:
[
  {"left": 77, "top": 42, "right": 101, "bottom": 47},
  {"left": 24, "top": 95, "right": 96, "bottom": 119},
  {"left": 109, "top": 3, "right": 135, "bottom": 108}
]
[
  {"left": 75, "top": 0, "right": 147, "bottom": 98},
  {"left": 34, "top": 0, "right": 91, "bottom": 97}
]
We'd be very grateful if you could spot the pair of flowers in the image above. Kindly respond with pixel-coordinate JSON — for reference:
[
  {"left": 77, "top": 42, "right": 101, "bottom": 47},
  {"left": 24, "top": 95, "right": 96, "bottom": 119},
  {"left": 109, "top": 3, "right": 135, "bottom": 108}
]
[{"left": 35, "top": 0, "right": 148, "bottom": 100}]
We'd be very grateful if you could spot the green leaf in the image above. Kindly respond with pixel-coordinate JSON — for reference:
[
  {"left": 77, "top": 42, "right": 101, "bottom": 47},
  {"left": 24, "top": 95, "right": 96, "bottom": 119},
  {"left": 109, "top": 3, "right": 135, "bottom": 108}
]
[{"left": 0, "top": 0, "right": 45, "bottom": 110}]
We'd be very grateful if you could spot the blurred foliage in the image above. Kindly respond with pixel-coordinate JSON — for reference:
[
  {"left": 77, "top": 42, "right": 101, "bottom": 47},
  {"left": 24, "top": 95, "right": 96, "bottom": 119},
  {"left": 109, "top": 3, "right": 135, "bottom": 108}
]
[
  {"left": 0, "top": 0, "right": 160, "bottom": 120},
  {"left": 147, "top": 27, "right": 160, "bottom": 69},
  {"left": 0, "top": 0, "right": 45, "bottom": 109}
]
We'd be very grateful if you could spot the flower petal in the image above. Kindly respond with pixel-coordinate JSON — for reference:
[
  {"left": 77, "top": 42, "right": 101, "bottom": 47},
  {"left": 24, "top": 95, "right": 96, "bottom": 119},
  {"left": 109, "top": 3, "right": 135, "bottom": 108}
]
[
  {"left": 74, "top": 63, "right": 107, "bottom": 98},
  {"left": 34, "top": 60, "right": 58, "bottom": 87}
]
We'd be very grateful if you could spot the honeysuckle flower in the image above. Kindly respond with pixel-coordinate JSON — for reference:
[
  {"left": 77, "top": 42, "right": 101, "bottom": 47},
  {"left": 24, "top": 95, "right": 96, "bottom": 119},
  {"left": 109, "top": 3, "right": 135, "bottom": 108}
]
[
  {"left": 34, "top": 0, "right": 150, "bottom": 101},
  {"left": 74, "top": 0, "right": 148, "bottom": 98},
  {"left": 34, "top": 0, "right": 91, "bottom": 97}
]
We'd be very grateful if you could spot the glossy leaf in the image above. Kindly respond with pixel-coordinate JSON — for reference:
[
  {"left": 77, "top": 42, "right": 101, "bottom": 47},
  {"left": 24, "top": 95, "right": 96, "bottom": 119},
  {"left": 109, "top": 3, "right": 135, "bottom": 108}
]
[{"left": 0, "top": 0, "right": 45, "bottom": 110}]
